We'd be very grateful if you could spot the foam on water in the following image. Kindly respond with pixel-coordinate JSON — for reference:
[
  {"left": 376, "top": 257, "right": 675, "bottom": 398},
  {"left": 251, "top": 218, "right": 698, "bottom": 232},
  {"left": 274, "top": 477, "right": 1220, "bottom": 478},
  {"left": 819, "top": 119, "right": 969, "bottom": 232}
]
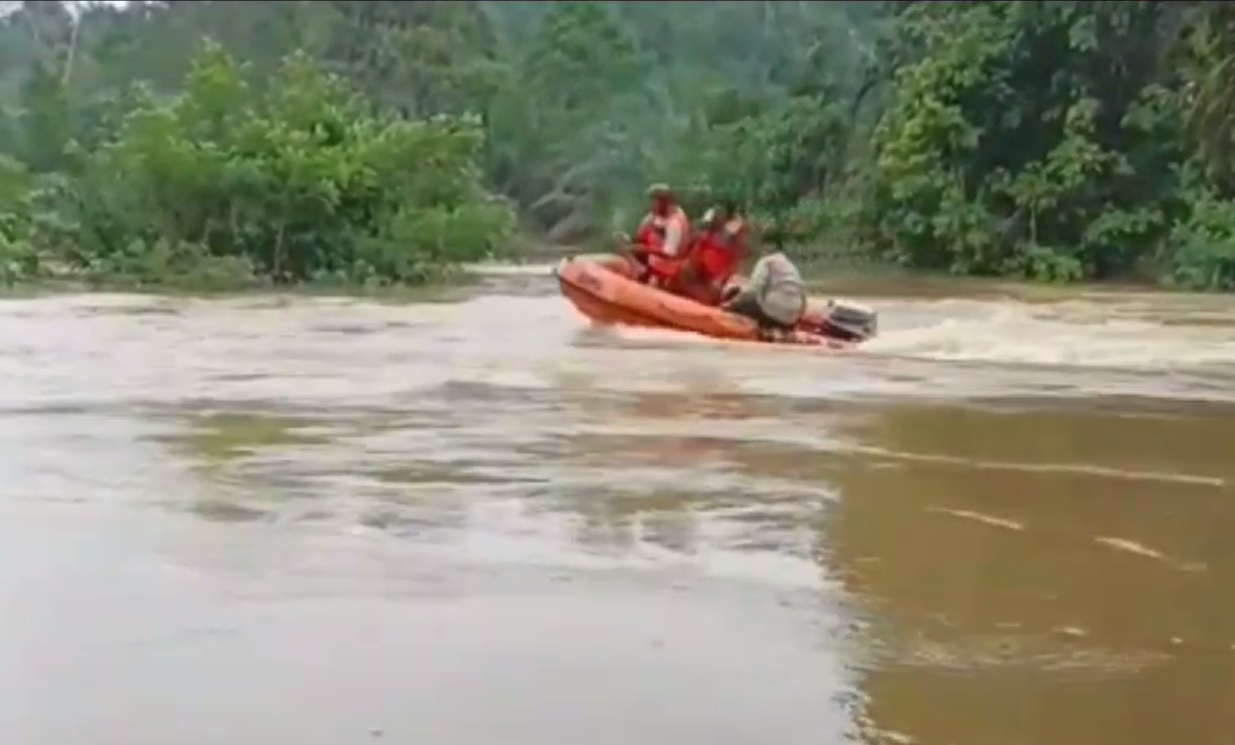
[
  {"left": 867, "top": 302, "right": 1235, "bottom": 369},
  {"left": 469, "top": 259, "right": 1235, "bottom": 370},
  {"left": 589, "top": 292, "right": 1235, "bottom": 376},
  {"left": 2, "top": 277, "right": 1235, "bottom": 409}
]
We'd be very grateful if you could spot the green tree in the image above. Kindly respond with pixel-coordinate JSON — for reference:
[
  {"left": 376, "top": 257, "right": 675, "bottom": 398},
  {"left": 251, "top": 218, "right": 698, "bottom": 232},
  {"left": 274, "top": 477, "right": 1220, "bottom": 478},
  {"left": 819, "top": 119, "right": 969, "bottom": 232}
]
[
  {"left": 863, "top": 2, "right": 1189, "bottom": 282},
  {"left": 31, "top": 41, "right": 513, "bottom": 288},
  {"left": 7, "top": 0, "right": 1235, "bottom": 290}
]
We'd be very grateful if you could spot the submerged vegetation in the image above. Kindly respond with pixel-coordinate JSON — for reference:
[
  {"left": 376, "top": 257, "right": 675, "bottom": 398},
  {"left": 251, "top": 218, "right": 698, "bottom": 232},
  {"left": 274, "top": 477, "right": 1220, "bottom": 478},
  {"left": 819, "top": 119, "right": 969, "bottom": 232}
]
[{"left": 2, "top": 1, "right": 1235, "bottom": 289}]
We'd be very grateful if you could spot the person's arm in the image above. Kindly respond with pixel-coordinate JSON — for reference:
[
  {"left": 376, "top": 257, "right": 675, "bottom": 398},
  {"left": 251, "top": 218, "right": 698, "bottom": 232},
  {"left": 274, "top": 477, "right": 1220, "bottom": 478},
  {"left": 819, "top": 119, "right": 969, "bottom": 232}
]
[
  {"left": 721, "top": 258, "right": 768, "bottom": 308},
  {"left": 661, "top": 218, "right": 684, "bottom": 257},
  {"left": 746, "top": 256, "right": 769, "bottom": 291}
]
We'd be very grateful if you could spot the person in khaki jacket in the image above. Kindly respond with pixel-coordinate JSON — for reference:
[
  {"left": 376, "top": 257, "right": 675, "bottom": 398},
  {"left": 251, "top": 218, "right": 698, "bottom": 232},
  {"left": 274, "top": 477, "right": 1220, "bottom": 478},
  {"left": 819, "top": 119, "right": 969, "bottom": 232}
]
[{"left": 719, "top": 250, "right": 807, "bottom": 340}]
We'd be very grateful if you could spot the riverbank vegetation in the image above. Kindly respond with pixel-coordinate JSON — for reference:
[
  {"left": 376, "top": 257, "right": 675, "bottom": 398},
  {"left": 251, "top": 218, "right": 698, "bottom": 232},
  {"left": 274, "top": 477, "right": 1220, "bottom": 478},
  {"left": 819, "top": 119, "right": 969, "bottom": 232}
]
[{"left": 1, "top": 1, "right": 1234, "bottom": 289}]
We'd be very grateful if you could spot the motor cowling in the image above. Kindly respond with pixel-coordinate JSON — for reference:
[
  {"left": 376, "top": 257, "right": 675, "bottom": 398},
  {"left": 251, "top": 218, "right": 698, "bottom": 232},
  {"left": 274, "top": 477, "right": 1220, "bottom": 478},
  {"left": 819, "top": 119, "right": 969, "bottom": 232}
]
[{"left": 817, "top": 299, "right": 877, "bottom": 342}]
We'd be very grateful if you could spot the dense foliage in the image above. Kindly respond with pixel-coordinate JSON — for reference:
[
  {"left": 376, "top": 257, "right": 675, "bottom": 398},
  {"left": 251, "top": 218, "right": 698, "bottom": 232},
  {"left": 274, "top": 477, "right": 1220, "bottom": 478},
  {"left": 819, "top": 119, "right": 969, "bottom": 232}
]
[{"left": 1, "top": 1, "right": 1235, "bottom": 289}]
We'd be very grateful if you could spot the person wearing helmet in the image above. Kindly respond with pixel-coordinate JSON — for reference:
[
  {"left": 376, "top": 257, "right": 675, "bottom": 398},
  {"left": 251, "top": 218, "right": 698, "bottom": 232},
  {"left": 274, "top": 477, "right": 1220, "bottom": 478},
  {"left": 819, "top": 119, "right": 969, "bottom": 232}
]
[
  {"left": 615, "top": 183, "right": 691, "bottom": 286},
  {"left": 719, "top": 248, "right": 806, "bottom": 341}
]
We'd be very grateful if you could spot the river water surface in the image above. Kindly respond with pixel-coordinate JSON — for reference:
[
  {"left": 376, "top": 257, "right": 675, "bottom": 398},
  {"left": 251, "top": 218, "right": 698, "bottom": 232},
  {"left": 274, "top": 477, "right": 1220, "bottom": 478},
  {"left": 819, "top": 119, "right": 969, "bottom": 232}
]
[{"left": 3, "top": 267, "right": 1235, "bottom": 745}]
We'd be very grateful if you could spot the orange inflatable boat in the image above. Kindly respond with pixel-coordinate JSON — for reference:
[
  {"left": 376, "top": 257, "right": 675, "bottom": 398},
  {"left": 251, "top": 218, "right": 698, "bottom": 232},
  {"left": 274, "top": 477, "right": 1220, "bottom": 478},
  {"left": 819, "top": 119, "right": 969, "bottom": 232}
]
[{"left": 552, "top": 254, "right": 877, "bottom": 349}]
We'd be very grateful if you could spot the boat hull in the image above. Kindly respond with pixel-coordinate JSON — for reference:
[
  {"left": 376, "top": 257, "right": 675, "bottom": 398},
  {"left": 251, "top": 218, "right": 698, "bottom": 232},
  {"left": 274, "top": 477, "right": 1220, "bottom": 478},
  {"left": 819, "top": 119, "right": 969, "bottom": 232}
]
[{"left": 553, "top": 254, "right": 857, "bottom": 350}]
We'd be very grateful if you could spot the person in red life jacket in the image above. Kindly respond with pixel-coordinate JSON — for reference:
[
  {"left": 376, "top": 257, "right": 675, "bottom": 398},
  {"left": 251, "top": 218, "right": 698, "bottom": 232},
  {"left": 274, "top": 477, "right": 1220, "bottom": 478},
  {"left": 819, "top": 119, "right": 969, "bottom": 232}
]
[
  {"left": 685, "top": 200, "right": 749, "bottom": 305},
  {"left": 617, "top": 183, "right": 691, "bottom": 287}
]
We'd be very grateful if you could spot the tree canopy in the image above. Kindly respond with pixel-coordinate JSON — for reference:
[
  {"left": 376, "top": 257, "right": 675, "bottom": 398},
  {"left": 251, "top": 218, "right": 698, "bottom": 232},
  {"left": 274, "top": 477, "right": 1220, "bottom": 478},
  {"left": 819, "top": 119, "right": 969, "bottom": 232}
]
[{"left": 1, "top": 1, "right": 1234, "bottom": 289}]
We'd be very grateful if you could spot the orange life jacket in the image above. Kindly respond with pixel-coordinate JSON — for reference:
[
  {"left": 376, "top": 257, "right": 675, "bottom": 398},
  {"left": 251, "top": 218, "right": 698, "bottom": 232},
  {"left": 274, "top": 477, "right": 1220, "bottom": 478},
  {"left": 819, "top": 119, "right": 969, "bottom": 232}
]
[
  {"left": 634, "top": 206, "right": 690, "bottom": 258},
  {"left": 634, "top": 206, "right": 691, "bottom": 284}
]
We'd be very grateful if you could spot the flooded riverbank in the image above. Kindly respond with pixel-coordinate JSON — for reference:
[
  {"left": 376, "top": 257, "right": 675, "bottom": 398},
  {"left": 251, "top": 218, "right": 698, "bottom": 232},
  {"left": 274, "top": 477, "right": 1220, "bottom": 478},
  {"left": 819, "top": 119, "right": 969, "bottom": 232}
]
[{"left": 2, "top": 267, "right": 1234, "bottom": 745}]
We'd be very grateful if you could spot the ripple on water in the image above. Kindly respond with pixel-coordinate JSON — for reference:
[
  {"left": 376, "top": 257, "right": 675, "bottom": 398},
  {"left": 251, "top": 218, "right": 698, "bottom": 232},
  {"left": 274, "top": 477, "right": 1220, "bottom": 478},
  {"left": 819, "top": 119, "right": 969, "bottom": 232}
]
[{"left": 4, "top": 277, "right": 1235, "bottom": 745}]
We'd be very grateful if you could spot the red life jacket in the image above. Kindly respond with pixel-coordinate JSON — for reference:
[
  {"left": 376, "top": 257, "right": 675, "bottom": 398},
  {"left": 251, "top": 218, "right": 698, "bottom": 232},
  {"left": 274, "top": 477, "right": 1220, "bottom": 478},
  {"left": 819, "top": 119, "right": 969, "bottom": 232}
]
[{"left": 693, "top": 217, "right": 747, "bottom": 286}]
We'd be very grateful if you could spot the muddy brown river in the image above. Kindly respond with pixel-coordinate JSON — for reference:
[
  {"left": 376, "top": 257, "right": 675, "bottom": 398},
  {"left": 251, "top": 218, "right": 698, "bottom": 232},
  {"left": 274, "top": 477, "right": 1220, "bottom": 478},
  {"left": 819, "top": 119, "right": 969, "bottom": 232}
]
[{"left": 2, "top": 266, "right": 1234, "bottom": 745}]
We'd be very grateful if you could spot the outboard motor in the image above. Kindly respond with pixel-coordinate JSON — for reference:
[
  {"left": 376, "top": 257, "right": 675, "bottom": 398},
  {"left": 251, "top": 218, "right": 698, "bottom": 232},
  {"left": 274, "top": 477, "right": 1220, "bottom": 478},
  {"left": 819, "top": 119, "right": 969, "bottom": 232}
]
[{"left": 814, "top": 299, "right": 878, "bottom": 343}]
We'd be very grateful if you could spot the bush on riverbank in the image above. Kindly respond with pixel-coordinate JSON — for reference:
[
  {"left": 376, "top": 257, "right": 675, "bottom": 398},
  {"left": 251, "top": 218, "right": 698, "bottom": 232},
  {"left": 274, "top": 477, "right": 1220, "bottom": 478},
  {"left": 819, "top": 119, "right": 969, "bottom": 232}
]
[
  {"left": 0, "top": 154, "right": 39, "bottom": 285},
  {"left": 0, "top": 42, "right": 515, "bottom": 289}
]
